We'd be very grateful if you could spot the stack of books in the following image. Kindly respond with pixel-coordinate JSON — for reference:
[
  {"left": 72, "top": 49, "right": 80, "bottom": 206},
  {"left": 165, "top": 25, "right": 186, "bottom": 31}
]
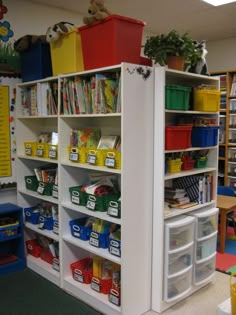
[{"left": 164, "top": 187, "right": 196, "bottom": 209}]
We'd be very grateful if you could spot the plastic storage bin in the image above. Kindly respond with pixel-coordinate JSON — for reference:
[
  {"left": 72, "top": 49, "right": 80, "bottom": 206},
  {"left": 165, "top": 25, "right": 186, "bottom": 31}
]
[
  {"left": 89, "top": 231, "right": 110, "bottom": 249},
  {"left": 25, "top": 176, "right": 39, "bottom": 191},
  {"left": 167, "top": 159, "right": 182, "bottom": 173},
  {"left": 50, "top": 29, "right": 84, "bottom": 75},
  {"left": 71, "top": 257, "right": 93, "bottom": 284},
  {"left": 191, "top": 126, "right": 219, "bottom": 147},
  {"left": 194, "top": 254, "right": 216, "bottom": 285},
  {"left": 24, "top": 142, "right": 37, "bottom": 156},
  {"left": 26, "top": 239, "right": 41, "bottom": 258},
  {"left": 69, "top": 217, "right": 92, "bottom": 241},
  {"left": 0, "top": 220, "right": 19, "bottom": 240},
  {"left": 24, "top": 206, "right": 40, "bottom": 224},
  {"left": 69, "top": 185, "right": 87, "bottom": 206},
  {"left": 193, "top": 89, "right": 220, "bottom": 112},
  {"left": 165, "top": 126, "right": 192, "bottom": 150},
  {"left": 195, "top": 233, "right": 217, "bottom": 262},
  {"left": 165, "top": 85, "right": 192, "bottom": 110},
  {"left": 78, "top": 15, "right": 145, "bottom": 70},
  {"left": 20, "top": 42, "right": 52, "bottom": 82},
  {"left": 167, "top": 243, "right": 193, "bottom": 276}
]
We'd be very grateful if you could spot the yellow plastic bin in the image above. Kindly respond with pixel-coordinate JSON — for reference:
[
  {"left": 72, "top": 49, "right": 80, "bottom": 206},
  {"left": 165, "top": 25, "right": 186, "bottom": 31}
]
[
  {"left": 193, "top": 89, "right": 220, "bottom": 112},
  {"left": 50, "top": 29, "right": 84, "bottom": 75},
  {"left": 24, "top": 142, "right": 37, "bottom": 156}
]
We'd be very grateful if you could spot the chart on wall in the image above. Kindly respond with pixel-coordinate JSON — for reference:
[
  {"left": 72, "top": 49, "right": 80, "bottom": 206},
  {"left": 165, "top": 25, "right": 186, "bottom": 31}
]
[{"left": 0, "top": 76, "right": 20, "bottom": 184}]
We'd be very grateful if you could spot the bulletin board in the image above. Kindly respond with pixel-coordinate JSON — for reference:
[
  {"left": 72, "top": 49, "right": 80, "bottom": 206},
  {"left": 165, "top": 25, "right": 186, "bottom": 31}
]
[{"left": 0, "top": 76, "right": 21, "bottom": 185}]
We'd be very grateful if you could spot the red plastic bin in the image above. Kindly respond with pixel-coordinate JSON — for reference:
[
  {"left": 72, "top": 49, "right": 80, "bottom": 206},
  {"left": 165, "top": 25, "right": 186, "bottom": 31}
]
[
  {"left": 26, "top": 239, "right": 41, "bottom": 258},
  {"left": 165, "top": 126, "right": 192, "bottom": 150},
  {"left": 79, "top": 15, "right": 145, "bottom": 70},
  {"left": 71, "top": 257, "right": 93, "bottom": 284}
]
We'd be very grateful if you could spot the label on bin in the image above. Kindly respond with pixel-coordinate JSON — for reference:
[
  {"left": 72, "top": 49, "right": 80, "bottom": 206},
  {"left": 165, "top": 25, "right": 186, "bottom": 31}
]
[
  {"left": 49, "top": 147, "right": 57, "bottom": 159},
  {"left": 108, "top": 202, "right": 119, "bottom": 216},
  {"left": 25, "top": 148, "right": 32, "bottom": 155},
  {"left": 70, "top": 152, "right": 79, "bottom": 161},
  {"left": 37, "top": 183, "right": 45, "bottom": 194},
  {"left": 36, "top": 148, "right": 44, "bottom": 157},
  {"left": 90, "top": 232, "right": 99, "bottom": 247},
  {"left": 109, "top": 291, "right": 120, "bottom": 306},
  {"left": 74, "top": 270, "right": 84, "bottom": 283},
  {"left": 109, "top": 246, "right": 121, "bottom": 257},
  {"left": 91, "top": 278, "right": 100, "bottom": 292},
  {"left": 72, "top": 195, "right": 80, "bottom": 204},
  {"left": 105, "top": 157, "right": 115, "bottom": 168},
  {"left": 52, "top": 258, "right": 60, "bottom": 272},
  {"left": 87, "top": 154, "right": 96, "bottom": 165},
  {"left": 86, "top": 196, "right": 96, "bottom": 210}
]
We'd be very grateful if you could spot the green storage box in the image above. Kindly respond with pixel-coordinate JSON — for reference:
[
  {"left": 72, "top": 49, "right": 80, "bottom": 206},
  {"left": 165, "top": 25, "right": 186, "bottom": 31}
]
[
  {"left": 166, "top": 85, "right": 192, "bottom": 110},
  {"left": 25, "top": 176, "right": 39, "bottom": 192},
  {"left": 69, "top": 186, "right": 87, "bottom": 206}
]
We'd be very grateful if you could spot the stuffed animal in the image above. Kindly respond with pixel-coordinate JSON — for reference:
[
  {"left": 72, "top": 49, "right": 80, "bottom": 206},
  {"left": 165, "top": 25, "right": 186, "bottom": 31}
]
[
  {"left": 14, "top": 35, "right": 47, "bottom": 53},
  {"left": 188, "top": 40, "right": 209, "bottom": 76},
  {"left": 46, "top": 22, "right": 75, "bottom": 43},
  {"left": 83, "top": 0, "right": 111, "bottom": 25}
]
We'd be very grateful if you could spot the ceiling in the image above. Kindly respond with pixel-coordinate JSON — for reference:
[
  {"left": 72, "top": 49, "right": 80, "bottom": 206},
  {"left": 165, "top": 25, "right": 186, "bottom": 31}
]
[{"left": 28, "top": 0, "right": 236, "bottom": 41}]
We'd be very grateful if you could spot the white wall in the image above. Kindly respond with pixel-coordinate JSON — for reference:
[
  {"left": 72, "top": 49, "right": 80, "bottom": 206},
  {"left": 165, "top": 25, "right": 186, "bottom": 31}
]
[{"left": 207, "top": 37, "right": 236, "bottom": 72}]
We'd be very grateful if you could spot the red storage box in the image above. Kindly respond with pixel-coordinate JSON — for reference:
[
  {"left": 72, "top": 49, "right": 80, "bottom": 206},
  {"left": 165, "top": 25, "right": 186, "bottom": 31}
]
[
  {"left": 91, "top": 276, "right": 112, "bottom": 294},
  {"left": 165, "top": 126, "right": 192, "bottom": 150},
  {"left": 79, "top": 15, "right": 145, "bottom": 70},
  {"left": 26, "top": 239, "right": 41, "bottom": 258},
  {"left": 40, "top": 248, "right": 54, "bottom": 264}
]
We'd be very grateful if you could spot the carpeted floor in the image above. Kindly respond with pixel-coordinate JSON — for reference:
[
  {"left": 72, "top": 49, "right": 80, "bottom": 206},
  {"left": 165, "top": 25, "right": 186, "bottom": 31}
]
[{"left": 0, "top": 268, "right": 103, "bottom": 315}]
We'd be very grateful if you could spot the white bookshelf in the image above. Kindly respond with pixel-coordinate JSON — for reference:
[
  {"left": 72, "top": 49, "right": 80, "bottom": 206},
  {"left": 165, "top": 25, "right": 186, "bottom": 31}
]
[
  {"left": 16, "top": 63, "right": 154, "bottom": 315},
  {"left": 152, "top": 67, "right": 219, "bottom": 313}
]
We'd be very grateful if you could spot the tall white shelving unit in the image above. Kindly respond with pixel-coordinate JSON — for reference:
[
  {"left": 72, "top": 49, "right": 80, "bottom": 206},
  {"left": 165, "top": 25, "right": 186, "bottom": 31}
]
[
  {"left": 152, "top": 67, "right": 220, "bottom": 313},
  {"left": 16, "top": 63, "right": 154, "bottom": 315}
]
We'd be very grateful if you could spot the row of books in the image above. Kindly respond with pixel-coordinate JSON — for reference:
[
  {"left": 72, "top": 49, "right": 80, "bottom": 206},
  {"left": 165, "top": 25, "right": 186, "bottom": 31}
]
[
  {"left": 61, "top": 73, "right": 121, "bottom": 115},
  {"left": 21, "top": 82, "right": 58, "bottom": 116},
  {"left": 34, "top": 164, "right": 58, "bottom": 184}
]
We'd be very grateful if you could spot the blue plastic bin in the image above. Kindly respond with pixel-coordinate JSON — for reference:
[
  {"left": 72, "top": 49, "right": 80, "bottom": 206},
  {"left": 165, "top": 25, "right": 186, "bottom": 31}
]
[
  {"left": 20, "top": 42, "right": 52, "bottom": 82},
  {"left": 191, "top": 126, "right": 219, "bottom": 147},
  {"left": 69, "top": 218, "right": 92, "bottom": 241},
  {"left": 39, "top": 215, "right": 54, "bottom": 230},
  {"left": 89, "top": 231, "right": 110, "bottom": 249},
  {"left": 24, "top": 206, "right": 40, "bottom": 224}
]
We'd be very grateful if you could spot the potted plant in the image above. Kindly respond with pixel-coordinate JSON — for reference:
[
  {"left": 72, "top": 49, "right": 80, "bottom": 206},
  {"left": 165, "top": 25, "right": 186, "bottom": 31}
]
[{"left": 143, "top": 30, "right": 198, "bottom": 71}]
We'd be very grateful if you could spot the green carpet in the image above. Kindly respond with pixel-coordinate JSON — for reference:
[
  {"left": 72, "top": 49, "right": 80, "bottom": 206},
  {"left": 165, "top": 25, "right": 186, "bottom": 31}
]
[{"left": 0, "top": 268, "right": 103, "bottom": 315}]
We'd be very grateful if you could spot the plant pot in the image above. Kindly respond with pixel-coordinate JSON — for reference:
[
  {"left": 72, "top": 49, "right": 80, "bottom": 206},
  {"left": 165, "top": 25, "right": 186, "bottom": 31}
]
[{"left": 167, "top": 56, "right": 185, "bottom": 71}]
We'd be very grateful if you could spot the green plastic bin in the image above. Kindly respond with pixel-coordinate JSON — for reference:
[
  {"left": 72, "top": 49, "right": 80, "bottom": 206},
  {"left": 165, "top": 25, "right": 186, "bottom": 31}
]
[
  {"left": 25, "top": 176, "right": 39, "bottom": 192},
  {"left": 166, "top": 85, "right": 192, "bottom": 110},
  {"left": 69, "top": 186, "right": 87, "bottom": 206}
]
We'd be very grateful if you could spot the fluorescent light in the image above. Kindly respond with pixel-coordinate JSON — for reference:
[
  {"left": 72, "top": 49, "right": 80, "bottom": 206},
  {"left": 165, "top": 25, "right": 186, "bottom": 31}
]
[{"left": 202, "top": 0, "right": 236, "bottom": 5}]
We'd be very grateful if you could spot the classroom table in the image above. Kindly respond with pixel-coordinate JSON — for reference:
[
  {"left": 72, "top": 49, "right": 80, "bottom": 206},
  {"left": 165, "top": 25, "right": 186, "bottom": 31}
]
[{"left": 217, "top": 194, "right": 236, "bottom": 254}]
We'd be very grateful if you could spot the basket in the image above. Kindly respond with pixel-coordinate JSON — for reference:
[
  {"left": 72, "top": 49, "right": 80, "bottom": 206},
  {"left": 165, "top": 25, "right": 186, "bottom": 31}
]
[
  {"left": 165, "top": 85, "right": 192, "bottom": 110},
  {"left": 87, "top": 149, "right": 106, "bottom": 166},
  {"left": 68, "top": 146, "right": 88, "bottom": 163},
  {"left": 40, "top": 248, "right": 54, "bottom": 264},
  {"left": 0, "top": 220, "right": 19, "bottom": 240},
  {"left": 26, "top": 239, "right": 42, "bottom": 258},
  {"left": 37, "top": 182, "right": 54, "bottom": 196},
  {"left": 181, "top": 158, "right": 195, "bottom": 171},
  {"left": 89, "top": 231, "right": 110, "bottom": 249},
  {"left": 191, "top": 126, "right": 219, "bottom": 147},
  {"left": 167, "top": 159, "right": 182, "bottom": 173},
  {"left": 193, "top": 89, "right": 220, "bottom": 112},
  {"left": 194, "top": 157, "right": 208, "bottom": 168},
  {"left": 91, "top": 276, "right": 112, "bottom": 294},
  {"left": 36, "top": 143, "right": 49, "bottom": 158},
  {"left": 38, "top": 215, "right": 54, "bottom": 230},
  {"left": 48, "top": 145, "right": 58, "bottom": 159},
  {"left": 104, "top": 150, "right": 121, "bottom": 169},
  {"left": 165, "top": 126, "right": 192, "bottom": 150},
  {"left": 86, "top": 194, "right": 107, "bottom": 212},
  {"left": 69, "top": 218, "right": 92, "bottom": 241},
  {"left": 25, "top": 176, "right": 39, "bottom": 192},
  {"left": 71, "top": 257, "right": 93, "bottom": 284},
  {"left": 50, "top": 29, "right": 84, "bottom": 75},
  {"left": 24, "top": 142, "right": 37, "bottom": 156},
  {"left": 69, "top": 185, "right": 87, "bottom": 206},
  {"left": 24, "top": 206, "right": 40, "bottom": 224}
]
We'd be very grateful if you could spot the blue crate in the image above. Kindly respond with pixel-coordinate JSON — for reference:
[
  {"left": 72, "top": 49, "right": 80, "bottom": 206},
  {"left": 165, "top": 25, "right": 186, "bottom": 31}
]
[
  {"left": 69, "top": 218, "right": 92, "bottom": 241},
  {"left": 191, "top": 126, "right": 219, "bottom": 147},
  {"left": 89, "top": 231, "right": 110, "bottom": 249},
  {"left": 24, "top": 207, "right": 40, "bottom": 225},
  {"left": 20, "top": 42, "right": 52, "bottom": 82},
  {"left": 0, "top": 221, "right": 19, "bottom": 240},
  {"left": 38, "top": 215, "right": 54, "bottom": 230}
]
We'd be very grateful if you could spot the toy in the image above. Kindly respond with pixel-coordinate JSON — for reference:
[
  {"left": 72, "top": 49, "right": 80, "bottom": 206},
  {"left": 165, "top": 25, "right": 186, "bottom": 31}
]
[
  {"left": 14, "top": 35, "right": 46, "bottom": 52},
  {"left": 188, "top": 40, "right": 209, "bottom": 76},
  {"left": 46, "top": 21, "right": 75, "bottom": 43},
  {"left": 83, "top": 0, "right": 111, "bottom": 25}
]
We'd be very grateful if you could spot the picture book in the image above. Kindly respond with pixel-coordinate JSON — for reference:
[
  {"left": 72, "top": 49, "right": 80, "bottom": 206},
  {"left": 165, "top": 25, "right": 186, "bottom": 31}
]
[{"left": 97, "top": 135, "right": 119, "bottom": 149}]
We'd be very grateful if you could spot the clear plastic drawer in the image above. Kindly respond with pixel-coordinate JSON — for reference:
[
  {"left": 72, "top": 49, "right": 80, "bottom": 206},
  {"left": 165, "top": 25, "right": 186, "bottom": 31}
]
[
  {"left": 164, "top": 267, "right": 192, "bottom": 302},
  {"left": 165, "top": 216, "right": 195, "bottom": 251},
  {"left": 195, "top": 232, "right": 217, "bottom": 262},
  {"left": 167, "top": 243, "right": 193, "bottom": 277},
  {"left": 196, "top": 208, "right": 218, "bottom": 239},
  {"left": 194, "top": 254, "right": 216, "bottom": 286}
]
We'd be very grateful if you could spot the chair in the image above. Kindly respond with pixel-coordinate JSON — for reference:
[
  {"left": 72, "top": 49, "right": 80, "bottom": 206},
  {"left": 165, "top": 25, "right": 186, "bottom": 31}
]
[{"left": 217, "top": 186, "right": 236, "bottom": 235}]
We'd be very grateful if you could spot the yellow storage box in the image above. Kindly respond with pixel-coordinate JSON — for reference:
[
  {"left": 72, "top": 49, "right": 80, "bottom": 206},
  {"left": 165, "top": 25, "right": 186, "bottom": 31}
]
[
  {"left": 50, "top": 29, "right": 84, "bottom": 75},
  {"left": 24, "top": 142, "right": 37, "bottom": 156},
  {"left": 193, "top": 89, "right": 220, "bottom": 112}
]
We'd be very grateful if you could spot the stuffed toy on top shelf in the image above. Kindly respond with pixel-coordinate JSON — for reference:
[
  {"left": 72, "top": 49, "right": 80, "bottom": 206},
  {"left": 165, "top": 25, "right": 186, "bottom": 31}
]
[
  {"left": 46, "top": 21, "right": 75, "bottom": 43},
  {"left": 187, "top": 40, "right": 209, "bottom": 76},
  {"left": 14, "top": 35, "right": 46, "bottom": 52},
  {"left": 83, "top": 0, "right": 111, "bottom": 25}
]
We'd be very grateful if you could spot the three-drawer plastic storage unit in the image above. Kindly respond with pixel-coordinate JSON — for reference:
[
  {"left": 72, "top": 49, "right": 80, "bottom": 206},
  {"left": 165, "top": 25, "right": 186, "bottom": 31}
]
[
  {"left": 164, "top": 215, "right": 195, "bottom": 302},
  {"left": 188, "top": 207, "right": 218, "bottom": 286}
]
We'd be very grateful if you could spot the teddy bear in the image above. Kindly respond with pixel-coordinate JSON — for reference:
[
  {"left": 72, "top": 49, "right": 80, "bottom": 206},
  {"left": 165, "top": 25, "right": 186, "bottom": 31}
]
[
  {"left": 14, "top": 35, "right": 47, "bottom": 53},
  {"left": 83, "top": 0, "right": 111, "bottom": 25},
  {"left": 46, "top": 21, "right": 75, "bottom": 43}
]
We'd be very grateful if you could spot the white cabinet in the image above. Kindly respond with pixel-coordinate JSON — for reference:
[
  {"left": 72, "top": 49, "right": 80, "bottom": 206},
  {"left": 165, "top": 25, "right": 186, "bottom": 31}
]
[
  {"left": 16, "top": 63, "right": 154, "bottom": 315},
  {"left": 152, "top": 67, "right": 220, "bottom": 313}
]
